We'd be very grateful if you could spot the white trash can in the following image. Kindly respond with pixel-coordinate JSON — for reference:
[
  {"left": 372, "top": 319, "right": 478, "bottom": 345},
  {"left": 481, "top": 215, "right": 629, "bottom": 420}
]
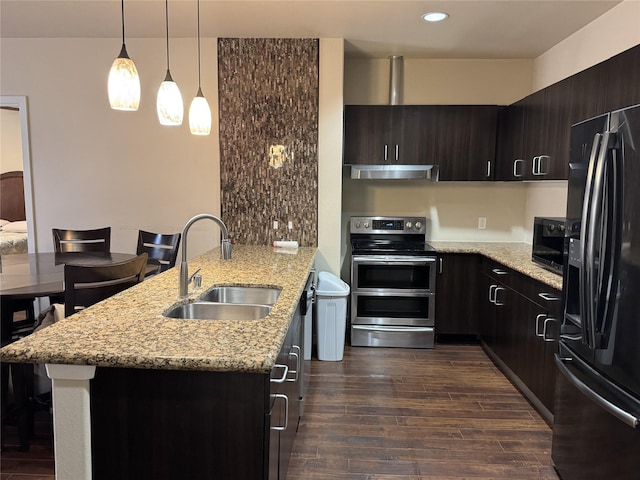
[{"left": 315, "top": 272, "right": 350, "bottom": 361}]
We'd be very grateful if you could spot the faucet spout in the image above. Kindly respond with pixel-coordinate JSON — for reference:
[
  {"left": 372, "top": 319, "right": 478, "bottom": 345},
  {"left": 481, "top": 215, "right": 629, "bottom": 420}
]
[{"left": 179, "top": 213, "right": 232, "bottom": 298}]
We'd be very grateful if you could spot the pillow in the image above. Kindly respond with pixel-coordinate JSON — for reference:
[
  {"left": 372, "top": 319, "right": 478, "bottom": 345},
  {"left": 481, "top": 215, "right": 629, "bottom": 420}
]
[{"left": 3, "top": 220, "right": 28, "bottom": 233}]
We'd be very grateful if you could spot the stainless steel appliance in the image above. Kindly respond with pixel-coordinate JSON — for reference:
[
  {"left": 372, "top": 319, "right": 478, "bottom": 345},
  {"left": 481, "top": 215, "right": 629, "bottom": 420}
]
[
  {"left": 531, "top": 216, "right": 566, "bottom": 274},
  {"left": 349, "top": 216, "right": 437, "bottom": 348},
  {"left": 552, "top": 105, "right": 640, "bottom": 479}
]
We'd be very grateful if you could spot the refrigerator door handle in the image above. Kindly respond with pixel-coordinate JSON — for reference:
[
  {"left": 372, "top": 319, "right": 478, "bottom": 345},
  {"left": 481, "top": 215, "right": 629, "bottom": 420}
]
[
  {"left": 580, "top": 133, "right": 603, "bottom": 349},
  {"left": 555, "top": 354, "right": 639, "bottom": 428}
]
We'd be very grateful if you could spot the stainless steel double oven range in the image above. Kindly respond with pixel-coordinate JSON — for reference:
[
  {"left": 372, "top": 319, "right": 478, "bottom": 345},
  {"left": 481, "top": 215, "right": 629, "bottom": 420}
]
[{"left": 350, "top": 216, "right": 437, "bottom": 348}]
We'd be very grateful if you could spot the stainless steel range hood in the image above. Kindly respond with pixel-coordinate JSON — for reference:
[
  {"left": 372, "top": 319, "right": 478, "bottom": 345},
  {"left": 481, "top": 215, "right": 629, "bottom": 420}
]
[
  {"left": 350, "top": 164, "right": 437, "bottom": 180},
  {"left": 349, "top": 56, "right": 438, "bottom": 181}
]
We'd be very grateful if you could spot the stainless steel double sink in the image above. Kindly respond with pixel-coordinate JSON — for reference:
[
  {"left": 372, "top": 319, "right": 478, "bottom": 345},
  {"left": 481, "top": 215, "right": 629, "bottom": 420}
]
[{"left": 164, "top": 286, "right": 282, "bottom": 320}]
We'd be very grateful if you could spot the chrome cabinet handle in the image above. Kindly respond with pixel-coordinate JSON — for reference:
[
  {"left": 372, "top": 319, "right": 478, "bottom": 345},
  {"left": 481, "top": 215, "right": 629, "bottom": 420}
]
[
  {"left": 439, "top": 257, "right": 443, "bottom": 274},
  {"left": 395, "top": 144, "right": 399, "bottom": 162},
  {"left": 494, "top": 286, "right": 505, "bottom": 306},
  {"left": 270, "top": 364, "right": 289, "bottom": 384},
  {"left": 538, "top": 292, "right": 559, "bottom": 301},
  {"left": 536, "top": 155, "right": 550, "bottom": 175},
  {"left": 543, "top": 318, "right": 557, "bottom": 342},
  {"left": 287, "top": 345, "right": 301, "bottom": 382},
  {"left": 513, "top": 159, "right": 524, "bottom": 177},
  {"left": 487, "top": 160, "right": 491, "bottom": 178},
  {"left": 535, "top": 313, "right": 546, "bottom": 337},
  {"left": 489, "top": 284, "right": 498, "bottom": 303},
  {"left": 384, "top": 144, "right": 388, "bottom": 162},
  {"left": 532, "top": 156, "right": 540, "bottom": 175},
  {"left": 270, "top": 393, "right": 289, "bottom": 431},
  {"left": 492, "top": 268, "right": 508, "bottom": 275}
]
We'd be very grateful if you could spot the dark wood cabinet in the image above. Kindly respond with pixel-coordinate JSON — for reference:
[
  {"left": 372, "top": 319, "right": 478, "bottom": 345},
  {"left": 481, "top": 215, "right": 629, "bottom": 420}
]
[
  {"left": 91, "top": 298, "right": 305, "bottom": 480},
  {"left": 343, "top": 104, "right": 498, "bottom": 180},
  {"left": 497, "top": 85, "right": 572, "bottom": 181},
  {"left": 480, "top": 258, "right": 561, "bottom": 423},
  {"left": 343, "top": 105, "right": 436, "bottom": 165},
  {"left": 435, "top": 253, "right": 482, "bottom": 336},
  {"left": 602, "top": 45, "right": 640, "bottom": 113},
  {"left": 435, "top": 106, "right": 498, "bottom": 181},
  {"left": 497, "top": 44, "right": 640, "bottom": 182}
]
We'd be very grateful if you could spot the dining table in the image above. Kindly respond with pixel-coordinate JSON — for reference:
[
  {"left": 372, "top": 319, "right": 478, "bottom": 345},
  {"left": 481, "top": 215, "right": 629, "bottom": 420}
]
[{"left": 0, "top": 252, "right": 158, "bottom": 343}]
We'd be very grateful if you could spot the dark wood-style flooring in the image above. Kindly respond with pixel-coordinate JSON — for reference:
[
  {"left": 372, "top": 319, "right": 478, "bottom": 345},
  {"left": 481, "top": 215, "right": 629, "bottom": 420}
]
[
  {"left": 0, "top": 344, "right": 559, "bottom": 479},
  {"left": 287, "top": 344, "right": 559, "bottom": 479}
]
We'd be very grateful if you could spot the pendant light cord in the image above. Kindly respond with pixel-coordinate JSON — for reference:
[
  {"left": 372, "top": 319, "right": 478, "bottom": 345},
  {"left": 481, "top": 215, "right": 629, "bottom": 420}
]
[
  {"left": 120, "top": 0, "right": 126, "bottom": 45},
  {"left": 197, "top": 0, "right": 202, "bottom": 88},
  {"left": 164, "top": 0, "right": 170, "bottom": 69}
]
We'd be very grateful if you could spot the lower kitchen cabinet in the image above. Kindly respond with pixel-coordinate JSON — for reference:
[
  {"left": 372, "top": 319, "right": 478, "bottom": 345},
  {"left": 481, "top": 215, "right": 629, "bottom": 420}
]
[
  {"left": 480, "top": 257, "right": 561, "bottom": 423},
  {"left": 435, "top": 253, "right": 482, "bottom": 337},
  {"left": 90, "top": 304, "right": 304, "bottom": 480}
]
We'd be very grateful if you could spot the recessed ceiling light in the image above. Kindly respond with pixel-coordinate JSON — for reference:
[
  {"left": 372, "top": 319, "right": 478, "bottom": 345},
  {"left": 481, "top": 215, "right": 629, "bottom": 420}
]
[{"left": 422, "top": 11, "right": 449, "bottom": 22}]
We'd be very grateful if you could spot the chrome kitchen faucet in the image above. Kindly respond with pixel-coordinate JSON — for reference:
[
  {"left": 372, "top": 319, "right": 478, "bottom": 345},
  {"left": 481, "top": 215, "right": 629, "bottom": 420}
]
[{"left": 179, "top": 213, "right": 232, "bottom": 298}]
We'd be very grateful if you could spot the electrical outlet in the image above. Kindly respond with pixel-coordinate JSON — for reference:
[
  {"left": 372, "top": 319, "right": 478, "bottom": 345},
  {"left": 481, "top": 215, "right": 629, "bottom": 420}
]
[
  {"left": 478, "top": 217, "right": 487, "bottom": 230},
  {"left": 273, "top": 220, "right": 278, "bottom": 230},
  {"left": 288, "top": 221, "right": 293, "bottom": 230}
]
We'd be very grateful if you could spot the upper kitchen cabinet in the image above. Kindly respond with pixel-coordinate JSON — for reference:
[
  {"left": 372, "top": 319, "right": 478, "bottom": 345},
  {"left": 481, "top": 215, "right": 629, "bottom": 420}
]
[
  {"left": 343, "top": 105, "right": 436, "bottom": 165},
  {"left": 343, "top": 104, "right": 498, "bottom": 181},
  {"left": 497, "top": 83, "right": 572, "bottom": 181},
  {"left": 435, "top": 105, "right": 498, "bottom": 181},
  {"left": 601, "top": 45, "right": 640, "bottom": 113}
]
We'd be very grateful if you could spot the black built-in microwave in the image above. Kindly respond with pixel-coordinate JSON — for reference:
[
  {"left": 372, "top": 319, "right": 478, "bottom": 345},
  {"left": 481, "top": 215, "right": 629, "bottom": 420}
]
[{"left": 532, "top": 217, "right": 566, "bottom": 274}]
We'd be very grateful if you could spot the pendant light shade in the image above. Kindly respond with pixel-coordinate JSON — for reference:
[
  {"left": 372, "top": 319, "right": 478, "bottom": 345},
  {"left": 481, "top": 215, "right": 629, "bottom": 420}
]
[
  {"left": 189, "top": 87, "right": 212, "bottom": 135},
  {"left": 109, "top": 0, "right": 140, "bottom": 111},
  {"left": 189, "top": 0, "right": 211, "bottom": 135},
  {"left": 156, "top": 0, "right": 183, "bottom": 125}
]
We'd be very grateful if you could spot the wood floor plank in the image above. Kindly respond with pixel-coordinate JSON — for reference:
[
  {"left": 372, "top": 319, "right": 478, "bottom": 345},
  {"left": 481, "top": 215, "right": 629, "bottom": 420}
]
[{"left": 288, "top": 344, "right": 559, "bottom": 479}]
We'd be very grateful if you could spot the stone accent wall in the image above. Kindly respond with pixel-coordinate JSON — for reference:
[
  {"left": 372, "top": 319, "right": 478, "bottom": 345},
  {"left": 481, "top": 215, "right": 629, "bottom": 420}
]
[{"left": 218, "top": 38, "right": 319, "bottom": 246}]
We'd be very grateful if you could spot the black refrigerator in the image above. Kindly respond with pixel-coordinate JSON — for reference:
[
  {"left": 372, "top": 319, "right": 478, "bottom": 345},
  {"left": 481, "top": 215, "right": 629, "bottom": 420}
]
[{"left": 553, "top": 104, "right": 640, "bottom": 479}]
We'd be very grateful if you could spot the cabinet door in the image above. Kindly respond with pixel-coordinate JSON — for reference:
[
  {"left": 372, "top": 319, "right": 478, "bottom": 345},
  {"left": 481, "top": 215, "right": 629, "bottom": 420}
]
[
  {"left": 496, "top": 103, "right": 526, "bottom": 181},
  {"left": 568, "top": 62, "right": 607, "bottom": 125},
  {"left": 386, "top": 105, "right": 437, "bottom": 165},
  {"left": 537, "top": 79, "right": 573, "bottom": 180},
  {"left": 603, "top": 45, "right": 640, "bottom": 112},
  {"left": 435, "top": 254, "right": 481, "bottom": 335},
  {"left": 343, "top": 105, "right": 392, "bottom": 165},
  {"left": 436, "top": 106, "right": 498, "bottom": 181}
]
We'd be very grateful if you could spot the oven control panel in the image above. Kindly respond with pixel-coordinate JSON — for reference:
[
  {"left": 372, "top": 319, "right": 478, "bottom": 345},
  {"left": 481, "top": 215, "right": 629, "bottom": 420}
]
[{"left": 350, "top": 216, "right": 427, "bottom": 234}]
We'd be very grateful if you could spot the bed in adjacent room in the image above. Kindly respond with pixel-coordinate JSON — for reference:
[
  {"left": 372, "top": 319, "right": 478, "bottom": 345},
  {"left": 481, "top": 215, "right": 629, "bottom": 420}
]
[{"left": 0, "top": 170, "right": 29, "bottom": 255}]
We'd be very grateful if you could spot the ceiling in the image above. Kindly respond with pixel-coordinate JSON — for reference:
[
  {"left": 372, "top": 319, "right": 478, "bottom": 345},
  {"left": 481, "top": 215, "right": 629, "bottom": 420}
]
[{"left": 0, "top": 0, "right": 623, "bottom": 59}]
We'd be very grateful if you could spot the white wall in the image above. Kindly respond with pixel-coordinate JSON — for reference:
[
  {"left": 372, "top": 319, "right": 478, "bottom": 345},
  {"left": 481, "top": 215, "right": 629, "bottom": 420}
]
[
  {"left": 533, "top": 0, "right": 640, "bottom": 90},
  {"left": 0, "top": 108, "right": 23, "bottom": 172},
  {"left": 317, "top": 39, "right": 345, "bottom": 275},
  {"left": 0, "top": 37, "right": 221, "bottom": 257}
]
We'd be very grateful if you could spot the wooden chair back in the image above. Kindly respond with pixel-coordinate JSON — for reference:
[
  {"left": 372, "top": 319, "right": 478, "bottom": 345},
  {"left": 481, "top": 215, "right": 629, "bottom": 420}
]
[
  {"left": 53, "top": 227, "right": 111, "bottom": 253},
  {"left": 136, "top": 230, "right": 181, "bottom": 274},
  {"left": 63, "top": 253, "right": 148, "bottom": 317}
]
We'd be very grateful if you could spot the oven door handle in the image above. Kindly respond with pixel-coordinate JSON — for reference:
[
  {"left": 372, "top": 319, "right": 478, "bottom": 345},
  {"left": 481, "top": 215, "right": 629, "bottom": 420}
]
[
  {"left": 352, "top": 325, "right": 434, "bottom": 333},
  {"left": 352, "top": 256, "right": 436, "bottom": 265}
]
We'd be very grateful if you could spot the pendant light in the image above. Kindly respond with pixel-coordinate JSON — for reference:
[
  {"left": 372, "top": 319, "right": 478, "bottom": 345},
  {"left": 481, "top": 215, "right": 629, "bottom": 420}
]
[
  {"left": 108, "top": 0, "right": 140, "bottom": 111},
  {"left": 156, "top": 0, "right": 183, "bottom": 125},
  {"left": 189, "top": 0, "right": 212, "bottom": 135}
]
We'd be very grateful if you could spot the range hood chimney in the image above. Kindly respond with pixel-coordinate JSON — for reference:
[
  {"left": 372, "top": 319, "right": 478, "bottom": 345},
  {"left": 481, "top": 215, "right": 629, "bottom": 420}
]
[
  {"left": 389, "top": 55, "right": 403, "bottom": 106},
  {"left": 349, "top": 55, "right": 438, "bottom": 181}
]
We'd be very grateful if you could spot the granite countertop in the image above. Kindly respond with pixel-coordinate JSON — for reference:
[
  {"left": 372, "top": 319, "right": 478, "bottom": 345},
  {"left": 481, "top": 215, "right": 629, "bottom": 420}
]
[
  {"left": 0, "top": 245, "right": 317, "bottom": 374},
  {"left": 430, "top": 241, "right": 563, "bottom": 290}
]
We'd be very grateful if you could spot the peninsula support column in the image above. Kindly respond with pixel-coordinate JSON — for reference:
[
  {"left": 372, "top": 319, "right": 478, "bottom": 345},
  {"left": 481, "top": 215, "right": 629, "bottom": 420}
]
[{"left": 45, "top": 364, "right": 97, "bottom": 480}]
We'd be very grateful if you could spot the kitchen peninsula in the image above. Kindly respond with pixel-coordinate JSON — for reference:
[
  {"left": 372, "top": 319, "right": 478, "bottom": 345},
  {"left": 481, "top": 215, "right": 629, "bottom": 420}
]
[{"left": 0, "top": 245, "right": 317, "bottom": 480}]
